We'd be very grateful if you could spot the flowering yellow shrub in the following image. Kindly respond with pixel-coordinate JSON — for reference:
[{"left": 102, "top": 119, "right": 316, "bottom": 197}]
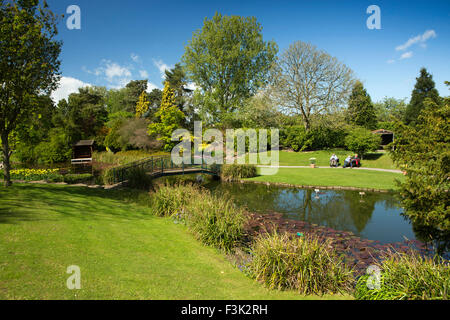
[{"left": 9, "top": 168, "right": 60, "bottom": 181}]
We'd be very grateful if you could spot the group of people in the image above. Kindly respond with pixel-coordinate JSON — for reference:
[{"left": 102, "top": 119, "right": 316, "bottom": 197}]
[{"left": 329, "top": 154, "right": 361, "bottom": 168}]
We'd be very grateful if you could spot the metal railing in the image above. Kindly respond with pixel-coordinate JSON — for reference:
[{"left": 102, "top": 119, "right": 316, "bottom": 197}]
[{"left": 108, "top": 155, "right": 221, "bottom": 184}]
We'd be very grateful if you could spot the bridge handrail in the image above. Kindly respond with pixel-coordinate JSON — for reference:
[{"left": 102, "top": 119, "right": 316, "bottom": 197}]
[{"left": 108, "top": 154, "right": 220, "bottom": 184}]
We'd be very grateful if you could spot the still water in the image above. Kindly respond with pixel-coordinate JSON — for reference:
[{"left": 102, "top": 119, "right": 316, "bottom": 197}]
[{"left": 204, "top": 180, "right": 416, "bottom": 244}]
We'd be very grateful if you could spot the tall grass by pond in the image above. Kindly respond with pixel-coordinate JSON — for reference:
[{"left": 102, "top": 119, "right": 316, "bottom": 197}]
[
  {"left": 247, "top": 231, "right": 354, "bottom": 295},
  {"left": 355, "top": 251, "right": 449, "bottom": 300},
  {"left": 221, "top": 164, "right": 257, "bottom": 181}
]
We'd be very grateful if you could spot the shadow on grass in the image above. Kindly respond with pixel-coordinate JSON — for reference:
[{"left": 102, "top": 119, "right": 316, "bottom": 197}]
[
  {"left": 0, "top": 183, "right": 154, "bottom": 224},
  {"left": 363, "top": 152, "right": 384, "bottom": 161}
]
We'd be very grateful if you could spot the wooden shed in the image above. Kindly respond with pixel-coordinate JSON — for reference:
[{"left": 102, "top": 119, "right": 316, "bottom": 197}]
[
  {"left": 72, "top": 140, "right": 95, "bottom": 164},
  {"left": 372, "top": 129, "right": 394, "bottom": 146}
]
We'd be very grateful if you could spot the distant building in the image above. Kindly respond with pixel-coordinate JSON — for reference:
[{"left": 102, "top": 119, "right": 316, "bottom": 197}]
[
  {"left": 372, "top": 129, "right": 394, "bottom": 146},
  {"left": 72, "top": 140, "right": 95, "bottom": 164}
]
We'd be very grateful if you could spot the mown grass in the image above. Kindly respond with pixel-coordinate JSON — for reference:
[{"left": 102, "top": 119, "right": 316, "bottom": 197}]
[
  {"left": 0, "top": 183, "right": 349, "bottom": 299},
  {"left": 247, "top": 168, "right": 404, "bottom": 190},
  {"left": 246, "top": 150, "right": 396, "bottom": 169}
]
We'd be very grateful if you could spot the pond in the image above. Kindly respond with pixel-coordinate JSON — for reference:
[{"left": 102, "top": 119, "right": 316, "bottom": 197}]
[{"left": 204, "top": 180, "right": 415, "bottom": 245}]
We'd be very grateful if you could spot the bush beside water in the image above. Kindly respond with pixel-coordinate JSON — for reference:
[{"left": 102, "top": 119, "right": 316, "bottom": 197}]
[
  {"left": 355, "top": 251, "right": 449, "bottom": 300},
  {"left": 221, "top": 164, "right": 257, "bottom": 181},
  {"left": 247, "top": 231, "right": 354, "bottom": 295},
  {"left": 150, "top": 183, "right": 247, "bottom": 252}
]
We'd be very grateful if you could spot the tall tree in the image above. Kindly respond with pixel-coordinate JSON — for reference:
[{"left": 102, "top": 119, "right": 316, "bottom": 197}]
[
  {"left": 182, "top": 12, "right": 278, "bottom": 123},
  {"left": 124, "top": 80, "right": 148, "bottom": 113},
  {"left": 346, "top": 81, "right": 377, "bottom": 130},
  {"left": 0, "top": 0, "right": 62, "bottom": 186},
  {"left": 271, "top": 41, "right": 355, "bottom": 131},
  {"left": 404, "top": 68, "right": 440, "bottom": 126},
  {"left": 148, "top": 82, "right": 186, "bottom": 152},
  {"left": 135, "top": 91, "right": 150, "bottom": 118},
  {"left": 374, "top": 97, "right": 407, "bottom": 123}
]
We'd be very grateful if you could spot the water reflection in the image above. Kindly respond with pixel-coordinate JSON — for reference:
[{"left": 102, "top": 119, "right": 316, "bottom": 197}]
[{"left": 205, "top": 181, "right": 416, "bottom": 244}]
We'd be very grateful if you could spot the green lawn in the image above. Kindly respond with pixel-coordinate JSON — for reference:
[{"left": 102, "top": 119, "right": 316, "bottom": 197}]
[
  {"left": 247, "top": 150, "right": 397, "bottom": 169},
  {"left": 248, "top": 167, "right": 404, "bottom": 190},
  {"left": 0, "top": 184, "right": 348, "bottom": 300}
]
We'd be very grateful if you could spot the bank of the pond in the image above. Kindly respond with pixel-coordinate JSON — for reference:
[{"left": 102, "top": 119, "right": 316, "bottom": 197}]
[
  {"left": 245, "top": 167, "right": 404, "bottom": 191},
  {"left": 243, "top": 211, "right": 431, "bottom": 277}
]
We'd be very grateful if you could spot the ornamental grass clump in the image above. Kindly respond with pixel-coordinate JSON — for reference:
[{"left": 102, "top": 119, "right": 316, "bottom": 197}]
[
  {"left": 355, "top": 250, "right": 449, "bottom": 300},
  {"left": 185, "top": 191, "right": 248, "bottom": 252},
  {"left": 221, "top": 164, "right": 257, "bottom": 181},
  {"left": 247, "top": 231, "right": 354, "bottom": 295}
]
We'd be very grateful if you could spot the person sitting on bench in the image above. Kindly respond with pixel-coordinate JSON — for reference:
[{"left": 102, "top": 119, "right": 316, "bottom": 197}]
[
  {"left": 343, "top": 155, "right": 352, "bottom": 168},
  {"left": 350, "top": 154, "right": 361, "bottom": 168},
  {"left": 329, "top": 154, "right": 339, "bottom": 167}
]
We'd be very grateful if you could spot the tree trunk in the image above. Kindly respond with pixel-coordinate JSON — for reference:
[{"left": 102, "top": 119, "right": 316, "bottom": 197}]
[{"left": 1, "top": 131, "right": 12, "bottom": 187}]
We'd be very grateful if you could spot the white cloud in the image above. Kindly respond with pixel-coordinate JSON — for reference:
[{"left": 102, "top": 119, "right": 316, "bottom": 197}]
[
  {"left": 51, "top": 76, "right": 91, "bottom": 103},
  {"left": 395, "top": 29, "right": 437, "bottom": 51},
  {"left": 139, "top": 70, "right": 149, "bottom": 78},
  {"left": 103, "top": 61, "right": 132, "bottom": 82},
  {"left": 146, "top": 82, "right": 160, "bottom": 92},
  {"left": 186, "top": 82, "right": 200, "bottom": 91},
  {"left": 387, "top": 59, "right": 396, "bottom": 64},
  {"left": 131, "top": 53, "right": 141, "bottom": 63},
  {"left": 399, "top": 51, "right": 413, "bottom": 60},
  {"left": 83, "top": 60, "right": 132, "bottom": 88},
  {"left": 153, "top": 59, "right": 172, "bottom": 79}
]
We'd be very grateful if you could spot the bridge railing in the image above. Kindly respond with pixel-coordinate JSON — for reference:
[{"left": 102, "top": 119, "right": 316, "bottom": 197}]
[{"left": 108, "top": 155, "right": 221, "bottom": 184}]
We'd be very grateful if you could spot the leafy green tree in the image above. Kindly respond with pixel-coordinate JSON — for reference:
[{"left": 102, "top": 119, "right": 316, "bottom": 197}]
[
  {"left": 404, "top": 68, "right": 440, "bottom": 126},
  {"left": 182, "top": 12, "right": 277, "bottom": 123},
  {"left": 147, "top": 88, "right": 163, "bottom": 116},
  {"left": 344, "top": 127, "right": 381, "bottom": 159},
  {"left": 346, "top": 81, "right": 377, "bottom": 130},
  {"left": 391, "top": 90, "right": 449, "bottom": 254},
  {"left": 148, "top": 82, "right": 186, "bottom": 152},
  {"left": 0, "top": 0, "right": 62, "bottom": 186},
  {"left": 374, "top": 97, "right": 407, "bottom": 123},
  {"left": 61, "top": 87, "right": 108, "bottom": 144},
  {"left": 124, "top": 80, "right": 148, "bottom": 113}
]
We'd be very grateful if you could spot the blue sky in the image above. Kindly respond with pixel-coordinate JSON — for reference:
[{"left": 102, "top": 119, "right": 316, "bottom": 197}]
[{"left": 48, "top": 0, "right": 450, "bottom": 103}]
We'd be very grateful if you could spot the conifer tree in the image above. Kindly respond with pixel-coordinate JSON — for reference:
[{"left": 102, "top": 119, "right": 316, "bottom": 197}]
[
  {"left": 346, "top": 81, "right": 377, "bottom": 130},
  {"left": 404, "top": 68, "right": 440, "bottom": 126}
]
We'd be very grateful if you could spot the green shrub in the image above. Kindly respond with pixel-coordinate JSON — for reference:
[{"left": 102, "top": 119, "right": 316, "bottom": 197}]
[
  {"left": 355, "top": 251, "right": 449, "bottom": 300},
  {"left": 247, "top": 232, "right": 354, "bottom": 295},
  {"left": 150, "top": 184, "right": 248, "bottom": 252},
  {"left": 63, "top": 173, "right": 94, "bottom": 184},
  {"left": 46, "top": 174, "right": 64, "bottom": 183},
  {"left": 150, "top": 183, "right": 199, "bottom": 217},
  {"left": 102, "top": 168, "right": 116, "bottom": 185},
  {"left": 185, "top": 191, "right": 248, "bottom": 252},
  {"left": 280, "top": 125, "right": 348, "bottom": 151},
  {"left": 345, "top": 127, "right": 381, "bottom": 158},
  {"left": 126, "top": 167, "right": 153, "bottom": 190},
  {"left": 221, "top": 164, "right": 257, "bottom": 181}
]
